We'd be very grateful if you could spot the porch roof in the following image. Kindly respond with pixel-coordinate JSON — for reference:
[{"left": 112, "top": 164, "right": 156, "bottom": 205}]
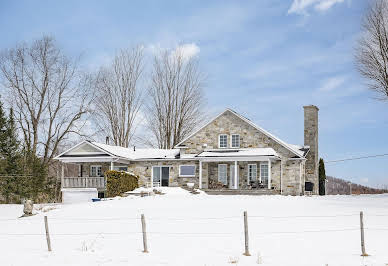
[
  {"left": 91, "top": 142, "right": 180, "bottom": 160},
  {"left": 196, "top": 148, "right": 279, "bottom": 159}
]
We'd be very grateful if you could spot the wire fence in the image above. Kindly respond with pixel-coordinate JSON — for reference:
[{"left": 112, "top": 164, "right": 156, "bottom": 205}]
[
  {"left": 2, "top": 212, "right": 388, "bottom": 222},
  {"left": 0, "top": 211, "right": 387, "bottom": 256}
]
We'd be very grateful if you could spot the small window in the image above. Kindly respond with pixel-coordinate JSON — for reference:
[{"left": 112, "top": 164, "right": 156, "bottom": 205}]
[
  {"left": 114, "top": 166, "right": 128, "bottom": 172},
  {"left": 219, "top": 134, "right": 228, "bottom": 148},
  {"left": 260, "top": 162, "right": 268, "bottom": 184},
  {"left": 90, "top": 165, "right": 102, "bottom": 177},
  {"left": 231, "top": 134, "right": 240, "bottom": 148},
  {"left": 179, "top": 165, "right": 196, "bottom": 177},
  {"left": 248, "top": 164, "right": 257, "bottom": 183},
  {"left": 218, "top": 164, "right": 227, "bottom": 185}
]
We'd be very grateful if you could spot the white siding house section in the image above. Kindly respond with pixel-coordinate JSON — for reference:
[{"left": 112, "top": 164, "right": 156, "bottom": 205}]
[{"left": 61, "top": 188, "right": 98, "bottom": 204}]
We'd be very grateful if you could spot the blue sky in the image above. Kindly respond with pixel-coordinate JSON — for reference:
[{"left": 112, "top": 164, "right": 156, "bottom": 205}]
[{"left": 0, "top": 0, "right": 387, "bottom": 187}]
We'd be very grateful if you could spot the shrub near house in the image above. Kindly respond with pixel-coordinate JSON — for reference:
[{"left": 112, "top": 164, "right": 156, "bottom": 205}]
[{"left": 105, "top": 170, "right": 139, "bottom": 197}]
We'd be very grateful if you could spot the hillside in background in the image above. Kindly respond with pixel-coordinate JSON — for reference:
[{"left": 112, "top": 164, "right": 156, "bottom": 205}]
[{"left": 326, "top": 176, "right": 388, "bottom": 195}]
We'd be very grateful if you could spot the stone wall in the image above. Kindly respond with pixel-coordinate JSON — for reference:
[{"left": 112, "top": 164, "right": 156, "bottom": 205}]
[
  {"left": 203, "top": 160, "right": 302, "bottom": 194},
  {"left": 128, "top": 160, "right": 200, "bottom": 188},
  {"left": 73, "top": 159, "right": 303, "bottom": 195},
  {"left": 178, "top": 110, "right": 305, "bottom": 195},
  {"left": 69, "top": 108, "right": 312, "bottom": 195}
]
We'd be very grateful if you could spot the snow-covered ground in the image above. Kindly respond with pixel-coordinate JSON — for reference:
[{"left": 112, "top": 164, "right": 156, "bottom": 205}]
[{"left": 1, "top": 188, "right": 388, "bottom": 266}]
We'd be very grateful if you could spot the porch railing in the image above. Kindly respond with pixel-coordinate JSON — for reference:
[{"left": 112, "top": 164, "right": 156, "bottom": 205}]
[
  {"left": 146, "top": 181, "right": 161, "bottom": 188},
  {"left": 62, "top": 177, "right": 106, "bottom": 189}
]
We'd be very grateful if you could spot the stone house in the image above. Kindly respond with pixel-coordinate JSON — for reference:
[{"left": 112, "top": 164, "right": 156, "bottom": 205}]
[{"left": 55, "top": 106, "right": 319, "bottom": 201}]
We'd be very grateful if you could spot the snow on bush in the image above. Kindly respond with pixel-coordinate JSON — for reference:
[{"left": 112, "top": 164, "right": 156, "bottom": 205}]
[{"left": 105, "top": 170, "right": 139, "bottom": 197}]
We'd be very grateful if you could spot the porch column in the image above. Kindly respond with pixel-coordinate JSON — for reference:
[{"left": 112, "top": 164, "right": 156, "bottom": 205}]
[
  {"left": 110, "top": 161, "right": 114, "bottom": 170},
  {"left": 199, "top": 161, "right": 202, "bottom": 189},
  {"left": 151, "top": 166, "right": 153, "bottom": 188},
  {"left": 268, "top": 159, "right": 272, "bottom": 189},
  {"left": 280, "top": 159, "right": 283, "bottom": 195},
  {"left": 234, "top": 160, "right": 238, "bottom": 189},
  {"left": 299, "top": 161, "right": 303, "bottom": 195},
  {"left": 61, "top": 163, "right": 65, "bottom": 189}
]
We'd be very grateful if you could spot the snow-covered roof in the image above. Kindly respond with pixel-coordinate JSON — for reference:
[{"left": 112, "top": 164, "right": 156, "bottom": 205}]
[
  {"left": 175, "top": 108, "right": 307, "bottom": 158},
  {"left": 91, "top": 142, "right": 180, "bottom": 160},
  {"left": 288, "top": 144, "right": 310, "bottom": 157},
  {"left": 196, "top": 148, "right": 279, "bottom": 158}
]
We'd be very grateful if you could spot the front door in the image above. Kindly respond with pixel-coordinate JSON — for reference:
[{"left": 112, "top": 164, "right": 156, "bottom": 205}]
[
  {"left": 230, "top": 165, "right": 239, "bottom": 189},
  {"left": 161, "top": 167, "right": 169, "bottom": 187}
]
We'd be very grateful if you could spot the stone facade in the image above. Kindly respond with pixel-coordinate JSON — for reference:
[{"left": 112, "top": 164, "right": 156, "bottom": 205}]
[
  {"left": 63, "top": 107, "right": 318, "bottom": 196},
  {"left": 177, "top": 110, "right": 307, "bottom": 195},
  {"left": 128, "top": 160, "right": 200, "bottom": 188}
]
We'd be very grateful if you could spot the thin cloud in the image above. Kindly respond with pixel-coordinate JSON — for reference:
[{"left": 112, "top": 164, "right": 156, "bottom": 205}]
[
  {"left": 317, "top": 76, "right": 347, "bottom": 92},
  {"left": 288, "top": 0, "right": 346, "bottom": 14},
  {"left": 174, "top": 43, "right": 200, "bottom": 60},
  {"left": 147, "top": 43, "right": 200, "bottom": 60}
]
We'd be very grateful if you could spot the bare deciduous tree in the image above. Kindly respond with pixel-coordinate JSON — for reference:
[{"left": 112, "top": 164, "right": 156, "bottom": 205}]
[
  {"left": 356, "top": 0, "right": 388, "bottom": 100},
  {"left": 0, "top": 36, "right": 93, "bottom": 165},
  {"left": 146, "top": 48, "right": 206, "bottom": 149},
  {"left": 94, "top": 47, "right": 144, "bottom": 147}
]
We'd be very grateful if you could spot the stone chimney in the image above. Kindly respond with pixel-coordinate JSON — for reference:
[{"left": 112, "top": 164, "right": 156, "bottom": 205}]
[{"left": 304, "top": 105, "right": 319, "bottom": 194}]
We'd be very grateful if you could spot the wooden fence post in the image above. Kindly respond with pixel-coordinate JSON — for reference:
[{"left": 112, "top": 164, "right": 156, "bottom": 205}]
[
  {"left": 360, "top": 211, "right": 368, "bottom": 256},
  {"left": 141, "top": 214, "right": 148, "bottom": 253},
  {"left": 243, "top": 211, "right": 251, "bottom": 256},
  {"left": 44, "top": 216, "right": 52, "bottom": 252}
]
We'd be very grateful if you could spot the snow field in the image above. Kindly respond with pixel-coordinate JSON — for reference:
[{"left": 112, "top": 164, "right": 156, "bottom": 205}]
[{"left": 1, "top": 188, "right": 388, "bottom": 266}]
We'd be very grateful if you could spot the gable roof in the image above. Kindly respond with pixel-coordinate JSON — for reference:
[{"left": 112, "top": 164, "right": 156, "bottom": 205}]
[
  {"left": 55, "top": 140, "right": 116, "bottom": 159},
  {"left": 175, "top": 108, "right": 306, "bottom": 158},
  {"left": 55, "top": 140, "right": 180, "bottom": 161},
  {"left": 91, "top": 142, "right": 180, "bottom": 160}
]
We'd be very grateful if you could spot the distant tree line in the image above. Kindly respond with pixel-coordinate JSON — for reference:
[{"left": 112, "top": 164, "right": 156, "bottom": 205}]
[
  {"left": 0, "top": 36, "right": 206, "bottom": 203},
  {"left": 326, "top": 176, "right": 388, "bottom": 195},
  {"left": 318, "top": 158, "right": 387, "bottom": 196}
]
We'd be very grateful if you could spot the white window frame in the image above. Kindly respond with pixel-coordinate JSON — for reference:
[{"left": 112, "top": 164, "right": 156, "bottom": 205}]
[
  {"left": 90, "top": 165, "right": 102, "bottom": 177},
  {"left": 218, "top": 134, "right": 228, "bottom": 148},
  {"left": 152, "top": 166, "right": 172, "bottom": 186},
  {"left": 218, "top": 164, "right": 228, "bottom": 185},
  {"left": 260, "top": 162, "right": 268, "bottom": 183},
  {"left": 152, "top": 166, "right": 161, "bottom": 183},
  {"left": 247, "top": 164, "right": 257, "bottom": 184},
  {"left": 231, "top": 134, "right": 240, "bottom": 148},
  {"left": 179, "top": 165, "right": 196, "bottom": 177},
  {"left": 114, "top": 166, "right": 128, "bottom": 172}
]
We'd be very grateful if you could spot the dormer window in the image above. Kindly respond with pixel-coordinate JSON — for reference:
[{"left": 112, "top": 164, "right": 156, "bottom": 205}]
[
  {"left": 231, "top": 134, "right": 240, "bottom": 148},
  {"left": 219, "top": 134, "right": 228, "bottom": 148}
]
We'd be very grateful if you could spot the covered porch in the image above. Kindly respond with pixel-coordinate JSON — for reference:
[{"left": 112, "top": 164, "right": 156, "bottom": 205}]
[
  {"left": 197, "top": 148, "right": 281, "bottom": 192},
  {"left": 59, "top": 159, "right": 130, "bottom": 191}
]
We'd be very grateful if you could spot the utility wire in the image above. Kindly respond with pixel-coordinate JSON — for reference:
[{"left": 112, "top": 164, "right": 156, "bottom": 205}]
[
  {"left": 3, "top": 213, "right": 388, "bottom": 222},
  {"left": 0, "top": 228, "right": 365, "bottom": 237},
  {"left": 326, "top": 153, "right": 388, "bottom": 163}
]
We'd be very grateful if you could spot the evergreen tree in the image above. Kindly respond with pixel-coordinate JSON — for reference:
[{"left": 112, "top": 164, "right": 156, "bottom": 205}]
[
  {"left": 0, "top": 98, "right": 49, "bottom": 203},
  {"left": 0, "top": 99, "right": 10, "bottom": 202},
  {"left": 319, "top": 158, "right": 326, "bottom": 195},
  {"left": 0, "top": 102, "right": 22, "bottom": 202},
  {"left": 4, "top": 108, "right": 20, "bottom": 173},
  {"left": 21, "top": 150, "right": 48, "bottom": 201}
]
